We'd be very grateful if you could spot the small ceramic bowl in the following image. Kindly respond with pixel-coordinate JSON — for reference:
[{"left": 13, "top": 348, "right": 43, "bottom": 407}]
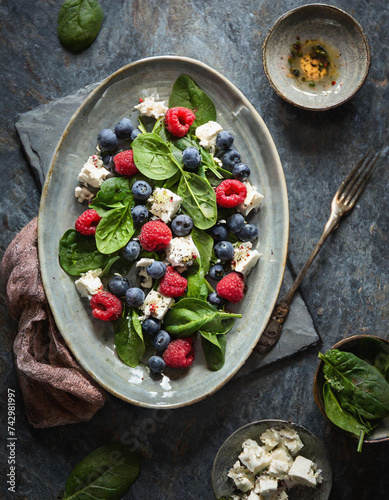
[
  {"left": 313, "top": 335, "right": 389, "bottom": 445},
  {"left": 212, "top": 419, "right": 332, "bottom": 499},
  {"left": 263, "top": 4, "right": 371, "bottom": 110}
]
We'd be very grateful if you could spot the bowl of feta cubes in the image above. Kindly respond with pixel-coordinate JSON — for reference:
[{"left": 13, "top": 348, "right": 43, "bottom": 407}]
[{"left": 212, "top": 419, "right": 332, "bottom": 499}]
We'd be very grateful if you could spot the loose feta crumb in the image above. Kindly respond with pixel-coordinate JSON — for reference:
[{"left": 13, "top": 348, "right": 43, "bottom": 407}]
[
  {"left": 165, "top": 235, "right": 199, "bottom": 271},
  {"left": 195, "top": 121, "right": 223, "bottom": 152},
  {"left": 260, "top": 428, "right": 282, "bottom": 451},
  {"left": 279, "top": 427, "right": 304, "bottom": 456},
  {"left": 134, "top": 96, "right": 168, "bottom": 119},
  {"left": 255, "top": 476, "right": 278, "bottom": 495},
  {"left": 147, "top": 188, "right": 182, "bottom": 223},
  {"left": 228, "top": 461, "right": 255, "bottom": 493},
  {"left": 231, "top": 241, "right": 261, "bottom": 276},
  {"left": 75, "top": 185, "right": 94, "bottom": 203},
  {"left": 237, "top": 181, "right": 264, "bottom": 217},
  {"left": 239, "top": 440, "right": 272, "bottom": 474},
  {"left": 75, "top": 269, "right": 103, "bottom": 298},
  {"left": 288, "top": 456, "right": 320, "bottom": 488},
  {"left": 140, "top": 290, "right": 174, "bottom": 320},
  {"left": 78, "top": 155, "right": 110, "bottom": 188}
]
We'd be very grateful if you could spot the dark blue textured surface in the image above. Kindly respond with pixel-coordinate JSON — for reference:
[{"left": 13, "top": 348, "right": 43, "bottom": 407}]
[{"left": 1, "top": 1, "right": 388, "bottom": 499}]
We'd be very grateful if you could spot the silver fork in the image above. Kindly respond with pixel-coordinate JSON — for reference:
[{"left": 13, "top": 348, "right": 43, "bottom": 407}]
[{"left": 257, "top": 148, "right": 381, "bottom": 353}]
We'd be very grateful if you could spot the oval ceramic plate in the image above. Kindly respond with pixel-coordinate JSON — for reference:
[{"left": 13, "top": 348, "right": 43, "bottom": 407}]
[
  {"left": 212, "top": 420, "right": 332, "bottom": 499},
  {"left": 38, "top": 56, "right": 288, "bottom": 408}
]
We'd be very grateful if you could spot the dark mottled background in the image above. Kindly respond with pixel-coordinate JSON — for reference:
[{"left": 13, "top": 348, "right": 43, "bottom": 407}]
[{"left": 0, "top": 1, "right": 388, "bottom": 499}]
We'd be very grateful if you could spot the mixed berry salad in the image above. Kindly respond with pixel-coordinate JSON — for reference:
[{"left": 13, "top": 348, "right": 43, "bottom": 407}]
[{"left": 59, "top": 74, "right": 264, "bottom": 376}]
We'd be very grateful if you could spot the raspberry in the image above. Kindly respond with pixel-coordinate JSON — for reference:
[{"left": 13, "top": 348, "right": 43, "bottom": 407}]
[
  {"left": 215, "top": 179, "right": 247, "bottom": 208},
  {"left": 113, "top": 150, "right": 139, "bottom": 176},
  {"left": 165, "top": 107, "right": 196, "bottom": 137},
  {"left": 75, "top": 209, "right": 102, "bottom": 236},
  {"left": 90, "top": 292, "right": 123, "bottom": 321},
  {"left": 139, "top": 220, "right": 172, "bottom": 251},
  {"left": 159, "top": 267, "right": 187, "bottom": 297},
  {"left": 216, "top": 272, "right": 245, "bottom": 303},
  {"left": 163, "top": 338, "right": 195, "bottom": 369}
]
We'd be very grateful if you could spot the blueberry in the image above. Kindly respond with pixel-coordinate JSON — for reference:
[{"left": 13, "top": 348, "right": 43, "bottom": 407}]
[
  {"left": 114, "top": 118, "right": 134, "bottom": 139},
  {"left": 131, "top": 129, "right": 141, "bottom": 141},
  {"left": 207, "top": 292, "right": 226, "bottom": 308},
  {"left": 148, "top": 355, "right": 166, "bottom": 373},
  {"left": 216, "top": 131, "right": 234, "bottom": 151},
  {"left": 211, "top": 223, "right": 228, "bottom": 242},
  {"left": 232, "top": 163, "right": 251, "bottom": 181},
  {"left": 122, "top": 240, "right": 141, "bottom": 261},
  {"left": 171, "top": 214, "right": 194, "bottom": 236},
  {"left": 125, "top": 287, "right": 145, "bottom": 308},
  {"left": 142, "top": 317, "right": 161, "bottom": 336},
  {"left": 237, "top": 224, "right": 258, "bottom": 242},
  {"left": 208, "top": 264, "right": 225, "bottom": 281},
  {"left": 102, "top": 155, "right": 114, "bottom": 170},
  {"left": 132, "top": 180, "right": 152, "bottom": 201},
  {"left": 182, "top": 147, "right": 201, "bottom": 171},
  {"left": 108, "top": 276, "right": 130, "bottom": 297},
  {"left": 151, "top": 330, "right": 171, "bottom": 352},
  {"left": 131, "top": 205, "right": 149, "bottom": 226},
  {"left": 147, "top": 261, "right": 167, "bottom": 279},
  {"left": 219, "top": 149, "right": 241, "bottom": 171},
  {"left": 214, "top": 241, "right": 234, "bottom": 261},
  {"left": 97, "top": 129, "right": 118, "bottom": 151},
  {"left": 227, "top": 213, "right": 245, "bottom": 234}
]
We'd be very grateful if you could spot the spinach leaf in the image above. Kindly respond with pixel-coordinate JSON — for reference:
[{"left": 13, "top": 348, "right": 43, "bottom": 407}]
[
  {"left": 96, "top": 201, "right": 134, "bottom": 254},
  {"left": 191, "top": 227, "right": 214, "bottom": 274},
  {"left": 163, "top": 298, "right": 241, "bottom": 336},
  {"left": 89, "top": 177, "right": 132, "bottom": 216},
  {"left": 62, "top": 443, "right": 139, "bottom": 499},
  {"left": 114, "top": 310, "right": 145, "bottom": 368},
  {"left": 178, "top": 172, "right": 217, "bottom": 230},
  {"left": 201, "top": 331, "right": 226, "bottom": 371},
  {"left": 186, "top": 266, "right": 208, "bottom": 300},
  {"left": 169, "top": 75, "right": 216, "bottom": 128},
  {"left": 57, "top": 0, "right": 104, "bottom": 52},
  {"left": 132, "top": 133, "right": 179, "bottom": 180},
  {"left": 59, "top": 229, "right": 117, "bottom": 276}
]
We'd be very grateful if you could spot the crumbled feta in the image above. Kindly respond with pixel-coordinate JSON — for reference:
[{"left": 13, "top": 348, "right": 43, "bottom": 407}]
[
  {"left": 195, "top": 121, "right": 223, "bottom": 152},
  {"left": 231, "top": 241, "right": 261, "bottom": 276},
  {"left": 268, "top": 459, "right": 291, "bottom": 479},
  {"left": 247, "top": 491, "right": 262, "bottom": 500},
  {"left": 237, "top": 181, "right": 264, "bottom": 217},
  {"left": 140, "top": 290, "right": 174, "bottom": 320},
  {"left": 239, "top": 440, "right": 272, "bottom": 474},
  {"left": 255, "top": 476, "right": 278, "bottom": 495},
  {"left": 147, "top": 188, "right": 182, "bottom": 223},
  {"left": 165, "top": 235, "right": 199, "bottom": 271},
  {"left": 228, "top": 461, "right": 255, "bottom": 493},
  {"left": 213, "top": 156, "right": 223, "bottom": 167},
  {"left": 288, "top": 456, "right": 321, "bottom": 488},
  {"left": 75, "top": 269, "right": 103, "bottom": 298},
  {"left": 136, "top": 258, "right": 155, "bottom": 289},
  {"left": 270, "top": 445, "right": 294, "bottom": 468},
  {"left": 75, "top": 185, "right": 94, "bottom": 203},
  {"left": 134, "top": 96, "right": 168, "bottom": 119},
  {"left": 279, "top": 427, "right": 304, "bottom": 455},
  {"left": 78, "top": 155, "right": 110, "bottom": 188},
  {"left": 260, "top": 428, "right": 282, "bottom": 451}
]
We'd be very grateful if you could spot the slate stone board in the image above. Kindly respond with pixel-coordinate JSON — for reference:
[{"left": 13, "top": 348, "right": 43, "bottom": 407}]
[{"left": 15, "top": 85, "right": 319, "bottom": 374}]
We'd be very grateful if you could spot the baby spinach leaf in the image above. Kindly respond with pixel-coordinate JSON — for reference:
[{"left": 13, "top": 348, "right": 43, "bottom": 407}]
[
  {"left": 89, "top": 178, "right": 132, "bottom": 216},
  {"left": 178, "top": 172, "right": 217, "bottom": 230},
  {"left": 201, "top": 331, "right": 227, "bottom": 371},
  {"left": 186, "top": 266, "right": 208, "bottom": 301},
  {"left": 62, "top": 443, "right": 139, "bottom": 499},
  {"left": 132, "top": 133, "right": 179, "bottom": 180},
  {"left": 169, "top": 74, "right": 216, "bottom": 128},
  {"left": 96, "top": 202, "right": 134, "bottom": 254},
  {"left": 57, "top": 0, "right": 104, "bottom": 52},
  {"left": 59, "top": 229, "right": 117, "bottom": 276},
  {"left": 191, "top": 227, "right": 214, "bottom": 274},
  {"left": 114, "top": 310, "right": 145, "bottom": 368}
]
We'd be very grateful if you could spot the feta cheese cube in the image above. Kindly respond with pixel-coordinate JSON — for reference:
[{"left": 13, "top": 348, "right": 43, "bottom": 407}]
[
  {"left": 75, "top": 185, "right": 94, "bottom": 203},
  {"left": 147, "top": 188, "right": 182, "bottom": 223},
  {"left": 260, "top": 428, "right": 282, "bottom": 451},
  {"left": 237, "top": 181, "right": 264, "bottom": 217},
  {"left": 268, "top": 458, "right": 291, "bottom": 478},
  {"left": 247, "top": 491, "right": 262, "bottom": 500},
  {"left": 255, "top": 476, "right": 278, "bottom": 495},
  {"left": 228, "top": 461, "right": 255, "bottom": 493},
  {"left": 231, "top": 241, "right": 261, "bottom": 276},
  {"left": 140, "top": 290, "right": 174, "bottom": 320},
  {"left": 195, "top": 121, "right": 223, "bottom": 152},
  {"left": 270, "top": 445, "right": 294, "bottom": 468},
  {"left": 75, "top": 269, "right": 103, "bottom": 298},
  {"left": 279, "top": 427, "right": 304, "bottom": 455},
  {"left": 288, "top": 456, "right": 318, "bottom": 488},
  {"left": 136, "top": 258, "right": 155, "bottom": 289},
  {"left": 134, "top": 95, "right": 168, "bottom": 119},
  {"left": 239, "top": 440, "right": 272, "bottom": 474},
  {"left": 78, "top": 155, "right": 110, "bottom": 188},
  {"left": 165, "top": 235, "right": 199, "bottom": 271}
]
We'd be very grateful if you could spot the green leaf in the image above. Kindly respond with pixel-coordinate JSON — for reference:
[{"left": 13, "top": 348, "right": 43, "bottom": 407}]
[
  {"left": 57, "top": 0, "right": 104, "bottom": 52},
  {"left": 62, "top": 443, "right": 139, "bottom": 499},
  {"left": 96, "top": 202, "right": 134, "bottom": 254},
  {"left": 186, "top": 266, "right": 208, "bottom": 300},
  {"left": 169, "top": 74, "right": 216, "bottom": 128},
  {"left": 191, "top": 227, "right": 214, "bottom": 274},
  {"left": 89, "top": 178, "right": 132, "bottom": 216},
  {"left": 201, "top": 332, "right": 226, "bottom": 371},
  {"left": 132, "top": 133, "right": 180, "bottom": 180},
  {"left": 59, "top": 229, "right": 117, "bottom": 276},
  {"left": 114, "top": 310, "right": 145, "bottom": 368},
  {"left": 178, "top": 172, "right": 217, "bottom": 230}
]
